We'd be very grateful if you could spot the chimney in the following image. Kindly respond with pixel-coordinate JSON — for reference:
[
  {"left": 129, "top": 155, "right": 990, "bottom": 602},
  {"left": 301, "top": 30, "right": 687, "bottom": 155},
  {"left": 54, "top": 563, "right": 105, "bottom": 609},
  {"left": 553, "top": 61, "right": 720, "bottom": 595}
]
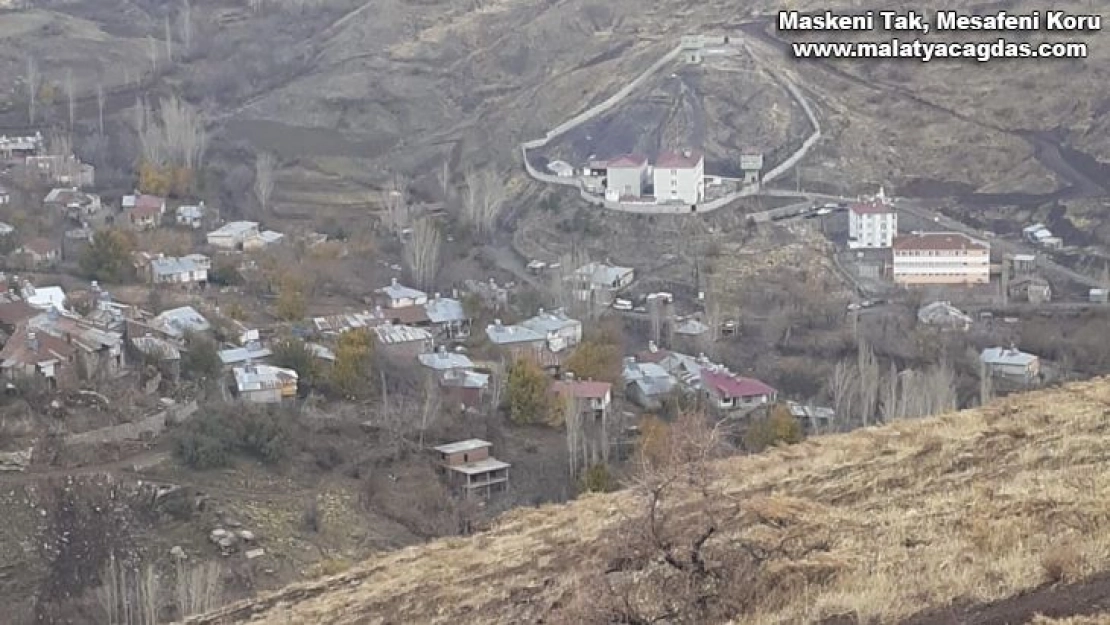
[
  {"left": 391, "top": 277, "right": 399, "bottom": 287},
  {"left": 437, "top": 345, "right": 447, "bottom": 357},
  {"left": 697, "top": 352, "right": 707, "bottom": 364},
  {"left": 494, "top": 319, "right": 502, "bottom": 327},
  {"left": 682, "top": 149, "right": 691, "bottom": 158},
  {"left": 91, "top": 280, "right": 99, "bottom": 291},
  {"left": 488, "top": 277, "right": 496, "bottom": 286},
  {"left": 27, "top": 332, "right": 38, "bottom": 353},
  {"left": 537, "top": 307, "right": 545, "bottom": 316},
  {"left": 564, "top": 371, "right": 575, "bottom": 381},
  {"left": 433, "top": 292, "right": 441, "bottom": 300},
  {"left": 648, "top": 341, "right": 658, "bottom": 353}
]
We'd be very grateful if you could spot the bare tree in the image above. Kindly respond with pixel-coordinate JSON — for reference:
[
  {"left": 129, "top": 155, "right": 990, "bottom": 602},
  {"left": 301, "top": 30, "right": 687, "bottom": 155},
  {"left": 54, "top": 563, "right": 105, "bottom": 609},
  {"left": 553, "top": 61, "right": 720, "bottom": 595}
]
[
  {"left": 979, "top": 357, "right": 993, "bottom": 407},
  {"left": 380, "top": 173, "right": 410, "bottom": 237},
  {"left": 829, "top": 359, "right": 857, "bottom": 431},
  {"left": 179, "top": 0, "right": 194, "bottom": 54},
  {"left": 402, "top": 217, "right": 442, "bottom": 290},
  {"left": 460, "top": 167, "right": 508, "bottom": 239},
  {"left": 438, "top": 157, "right": 452, "bottom": 203},
  {"left": 65, "top": 68, "right": 75, "bottom": 129},
  {"left": 174, "top": 559, "right": 222, "bottom": 618},
  {"left": 95, "top": 555, "right": 160, "bottom": 625},
  {"left": 164, "top": 14, "right": 174, "bottom": 63},
  {"left": 137, "top": 95, "right": 207, "bottom": 171},
  {"left": 26, "top": 56, "right": 39, "bottom": 124},
  {"left": 856, "top": 340, "right": 880, "bottom": 426},
  {"left": 253, "top": 151, "right": 276, "bottom": 213},
  {"left": 97, "top": 82, "right": 105, "bottom": 136},
  {"left": 147, "top": 35, "right": 158, "bottom": 74},
  {"left": 417, "top": 374, "right": 441, "bottom": 448}
]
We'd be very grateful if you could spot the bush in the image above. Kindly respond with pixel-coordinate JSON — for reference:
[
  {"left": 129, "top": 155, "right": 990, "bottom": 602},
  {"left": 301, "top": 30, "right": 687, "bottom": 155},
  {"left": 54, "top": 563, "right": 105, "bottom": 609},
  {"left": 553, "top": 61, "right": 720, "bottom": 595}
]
[
  {"left": 579, "top": 464, "right": 617, "bottom": 494},
  {"left": 743, "top": 404, "right": 804, "bottom": 453},
  {"left": 173, "top": 405, "right": 294, "bottom": 469},
  {"left": 180, "top": 332, "right": 222, "bottom": 382}
]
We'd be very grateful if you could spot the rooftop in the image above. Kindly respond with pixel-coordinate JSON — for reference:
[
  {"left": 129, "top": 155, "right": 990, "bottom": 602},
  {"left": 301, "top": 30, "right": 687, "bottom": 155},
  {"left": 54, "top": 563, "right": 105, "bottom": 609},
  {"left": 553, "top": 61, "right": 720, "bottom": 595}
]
[
  {"left": 485, "top": 322, "right": 545, "bottom": 345},
  {"left": 893, "top": 232, "right": 988, "bottom": 252},
  {"left": 433, "top": 439, "right": 492, "bottom": 455},
  {"left": 447, "top": 458, "right": 511, "bottom": 476},
  {"left": 981, "top": 347, "right": 1038, "bottom": 367},
  {"left": 151, "top": 255, "right": 209, "bottom": 277},
  {"left": 373, "top": 323, "right": 432, "bottom": 345},
  {"left": 849, "top": 202, "right": 895, "bottom": 215},
  {"left": 424, "top": 296, "right": 467, "bottom": 324},
  {"left": 0, "top": 324, "right": 75, "bottom": 367},
  {"left": 233, "top": 364, "right": 298, "bottom": 392},
  {"left": 655, "top": 150, "right": 703, "bottom": 169},
  {"left": 574, "top": 261, "right": 634, "bottom": 287},
  {"left": 418, "top": 350, "right": 474, "bottom": 370},
  {"left": 551, "top": 379, "right": 611, "bottom": 400},
  {"left": 209, "top": 221, "right": 259, "bottom": 238},
  {"left": 700, "top": 368, "right": 777, "bottom": 398},
  {"left": 153, "top": 306, "right": 210, "bottom": 337},
  {"left": 379, "top": 278, "right": 427, "bottom": 303},
  {"left": 520, "top": 309, "right": 578, "bottom": 335},
  {"left": 605, "top": 153, "right": 649, "bottom": 168},
  {"left": 131, "top": 335, "right": 182, "bottom": 360},
  {"left": 219, "top": 345, "right": 274, "bottom": 365},
  {"left": 20, "top": 237, "right": 57, "bottom": 255}
]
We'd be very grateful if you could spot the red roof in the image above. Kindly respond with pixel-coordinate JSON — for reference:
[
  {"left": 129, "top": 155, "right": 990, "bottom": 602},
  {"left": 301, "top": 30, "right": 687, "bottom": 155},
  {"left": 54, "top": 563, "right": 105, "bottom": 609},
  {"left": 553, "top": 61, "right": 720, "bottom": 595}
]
[
  {"left": 606, "top": 154, "right": 649, "bottom": 168},
  {"left": 700, "top": 369, "right": 776, "bottom": 399},
  {"left": 893, "top": 232, "right": 987, "bottom": 252},
  {"left": 636, "top": 348, "right": 670, "bottom": 364},
  {"left": 21, "top": 237, "right": 57, "bottom": 255},
  {"left": 655, "top": 150, "right": 703, "bottom": 169},
  {"left": 551, "top": 379, "right": 611, "bottom": 399},
  {"left": 850, "top": 202, "right": 894, "bottom": 215},
  {"left": 135, "top": 195, "right": 165, "bottom": 211},
  {"left": 383, "top": 305, "right": 429, "bottom": 325}
]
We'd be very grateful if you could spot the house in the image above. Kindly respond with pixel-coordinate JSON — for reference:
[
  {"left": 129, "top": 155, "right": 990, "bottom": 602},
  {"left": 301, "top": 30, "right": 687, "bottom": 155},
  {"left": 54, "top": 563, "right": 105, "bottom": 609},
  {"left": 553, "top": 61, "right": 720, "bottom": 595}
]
[
  {"left": 218, "top": 343, "right": 273, "bottom": 367},
  {"left": 0, "top": 293, "right": 40, "bottom": 334},
  {"left": 243, "top": 230, "right": 284, "bottom": 251},
  {"left": 44, "top": 188, "right": 102, "bottom": 220},
  {"left": 206, "top": 221, "right": 260, "bottom": 250},
  {"left": 605, "top": 154, "right": 650, "bottom": 199},
  {"left": 20, "top": 282, "right": 67, "bottom": 312},
  {"left": 122, "top": 194, "right": 167, "bottom": 230},
  {"left": 130, "top": 333, "right": 182, "bottom": 380},
  {"left": 176, "top": 202, "right": 206, "bottom": 229},
  {"left": 980, "top": 347, "right": 1040, "bottom": 381},
  {"left": 372, "top": 323, "right": 433, "bottom": 359},
  {"left": 1008, "top": 275, "right": 1052, "bottom": 304},
  {"left": 652, "top": 150, "right": 705, "bottom": 205},
  {"left": 28, "top": 308, "right": 125, "bottom": 377},
  {"left": 0, "top": 326, "right": 76, "bottom": 387},
  {"left": 14, "top": 237, "right": 60, "bottom": 267},
  {"left": 1008, "top": 253, "right": 1037, "bottom": 275},
  {"left": 1091, "top": 288, "right": 1109, "bottom": 304},
  {"left": 418, "top": 346, "right": 475, "bottom": 373},
  {"left": 546, "top": 160, "right": 575, "bottom": 177},
  {"left": 917, "top": 301, "right": 973, "bottom": 331},
  {"left": 622, "top": 357, "right": 677, "bottom": 409},
  {"left": 433, "top": 439, "right": 510, "bottom": 498},
  {"left": 892, "top": 232, "right": 990, "bottom": 286},
  {"left": 572, "top": 262, "right": 635, "bottom": 306},
  {"left": 700, "top": 367, "right": 777, "bottom": 412},
  {"left": 520, "top": 308, "right": 581, "bottom": 352},
  {"left": 149, "top": 254, "right": 210, "bottom": 286},
  {"left": 485, "top": 319, "right": 546, "bottom": 350},
  {"left": 378, "top": 278, "right": 428, "bottom": 309},
  {"left": 232, "top": 364, "right": 298, "bottom": 403},
  {"left": 439, "top": 368, "right": 490, "bottom": 409},
  {"left": 312, "top": 309, "right": 387, "bottom": 335},
  {"left": 423, "top": 294, "right": 469, "bottom": 339},
  {"left": 1022, "top": 223, "right": 1053, "bottom": 244},
  {"left": 848, "top": 202, "right": 897, "bottom": 249},
  {"left": 786, "top": 401, "right": 836, "bottom": 433},
  {"left": 0, "top": 133, "right": 43, "bottom": 158},
  {"left": 26, "top": 154, "right": 95, "bottom": 187},
  {"left": 674, "top": 316, "right": 710, "bottom": 336},
  {"left": 551, "top": 378, "right": 612, "bottom": 419},
  {"left": 151, "top": 306, "right": 210, "bottom": 339}
]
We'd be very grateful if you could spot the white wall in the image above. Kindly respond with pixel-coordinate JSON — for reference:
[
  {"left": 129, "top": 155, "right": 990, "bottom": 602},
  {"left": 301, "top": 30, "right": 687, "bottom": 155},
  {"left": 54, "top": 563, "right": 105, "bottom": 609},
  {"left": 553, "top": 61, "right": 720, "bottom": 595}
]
[{"left": 607, "top": 166, "right": 646, "bottom": 197}]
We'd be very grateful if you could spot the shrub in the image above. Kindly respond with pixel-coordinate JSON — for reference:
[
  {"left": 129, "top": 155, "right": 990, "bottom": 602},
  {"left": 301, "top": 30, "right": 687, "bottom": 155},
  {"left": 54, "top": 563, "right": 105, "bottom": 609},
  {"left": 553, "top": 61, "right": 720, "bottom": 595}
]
[{"left": 173, "top": 405, "right": 293, "bottom": 469}]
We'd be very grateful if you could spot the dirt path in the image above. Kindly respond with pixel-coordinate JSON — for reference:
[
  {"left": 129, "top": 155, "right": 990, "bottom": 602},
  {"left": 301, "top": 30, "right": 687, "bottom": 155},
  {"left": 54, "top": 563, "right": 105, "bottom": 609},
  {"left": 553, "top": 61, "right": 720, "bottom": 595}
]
[
  {"left": 898, "top": 572, "right": 1110, "bottom": 625},
  {"left": 0, "top": 450, "right": 171, "bottom": 485}
]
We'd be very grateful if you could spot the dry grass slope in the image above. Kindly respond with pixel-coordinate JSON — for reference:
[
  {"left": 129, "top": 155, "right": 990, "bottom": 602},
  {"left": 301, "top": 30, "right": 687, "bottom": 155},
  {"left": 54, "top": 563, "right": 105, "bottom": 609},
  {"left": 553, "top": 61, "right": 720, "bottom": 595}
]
[{"left": 186, "top": 377, "right": 1110, "bottom": 625}]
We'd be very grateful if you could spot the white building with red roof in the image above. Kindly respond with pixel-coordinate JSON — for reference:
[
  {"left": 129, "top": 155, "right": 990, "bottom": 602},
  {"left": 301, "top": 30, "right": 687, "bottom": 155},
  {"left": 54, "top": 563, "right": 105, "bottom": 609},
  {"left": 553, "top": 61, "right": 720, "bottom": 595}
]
[
  {"left": 699, "top": 367, "right": 777, "bottom": 412},
  {"left": 892, "top": 232, "right": 990, "bottom": 286},
  {"left": 605, "top": 154, "right": 650, "bottom": 200},
  {"left": 652, "top": 149, "right": 704, "bottom": 205},
  {"left": 849, "top": 201, "right": 897, "bottom": 249}
]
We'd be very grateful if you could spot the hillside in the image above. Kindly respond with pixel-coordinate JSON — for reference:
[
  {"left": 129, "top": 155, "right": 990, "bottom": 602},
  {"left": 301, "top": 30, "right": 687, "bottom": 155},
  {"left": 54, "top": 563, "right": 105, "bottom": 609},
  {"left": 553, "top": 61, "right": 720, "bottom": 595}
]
[{"left": 187, "top": 377, "right": 1110, "bottom": 624}]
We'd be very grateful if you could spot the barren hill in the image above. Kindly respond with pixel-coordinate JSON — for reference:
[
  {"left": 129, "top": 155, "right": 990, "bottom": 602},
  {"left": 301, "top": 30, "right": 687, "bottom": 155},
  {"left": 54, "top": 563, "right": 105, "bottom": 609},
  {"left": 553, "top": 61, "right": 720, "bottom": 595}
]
[{"left": 187, "top": 377, "right": 1110, "bottom": 624}]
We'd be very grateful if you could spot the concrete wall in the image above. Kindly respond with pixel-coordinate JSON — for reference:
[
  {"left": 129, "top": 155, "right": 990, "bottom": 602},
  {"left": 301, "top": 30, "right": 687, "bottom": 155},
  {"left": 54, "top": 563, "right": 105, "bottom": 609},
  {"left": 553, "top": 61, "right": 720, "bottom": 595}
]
[{"left": 64, "top": 400, "right": 198, "bottom": 446}]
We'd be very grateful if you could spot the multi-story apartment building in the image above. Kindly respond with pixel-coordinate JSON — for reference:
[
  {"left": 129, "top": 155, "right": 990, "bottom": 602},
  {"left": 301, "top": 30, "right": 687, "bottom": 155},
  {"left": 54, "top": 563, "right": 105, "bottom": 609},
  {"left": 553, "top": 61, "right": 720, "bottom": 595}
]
[
  {"left": 848, "top": 202, "right": 897, "bottom": 249},
  {"left": 892, "top": 232, "right": 990, "bottom": 286}
]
